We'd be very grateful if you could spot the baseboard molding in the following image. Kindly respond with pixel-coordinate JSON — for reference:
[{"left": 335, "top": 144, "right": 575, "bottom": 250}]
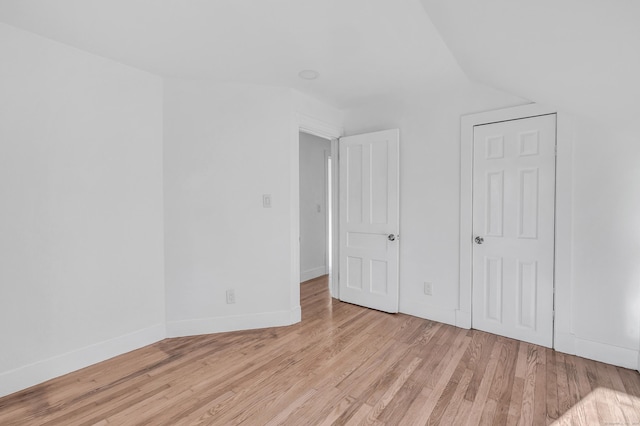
[
  {"left": 554, "top": 333, "right": 639, "bottom": 370},
  {"left": 290, "top": 305, "right": 302, "bottom": 324},
  {"left": 166, "top": 307, "right": 301, "bottom": 338},
  {"left": 400, "top": 300, "right": 457, "bottom": 327},
  {"left": 300, "top": 266, "right": 327, "bottom": 283},
  {"left": 0, "top": 323, "right": 165, "bottom": 399},
  {"left": 553, "top": 331, "right": 576, "bottom": 356},
  {"left": 455, "top": 310, "right": 471, "bottom": 329}
]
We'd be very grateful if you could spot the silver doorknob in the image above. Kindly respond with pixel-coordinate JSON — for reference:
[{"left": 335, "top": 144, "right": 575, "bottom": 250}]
[
  {"left": 475, "top": 236, "right": 484, "bottom": 245},
  {"left": 388, "top": 234, "right": 396, "bottom": 242}
]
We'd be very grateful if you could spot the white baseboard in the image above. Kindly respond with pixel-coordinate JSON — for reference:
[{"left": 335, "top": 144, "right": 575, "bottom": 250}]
[
  {"left": 553, "top": 333, "right": 639, "bottom": 370},
  {"left": 166, "top": 307, "right": 301, "bottom": 338},
  {"left": 0, "top": 323, "right": 165, "bottom": 399},
  {"left": 574, "top": 338, "right": 639, "bottom": 370},
  {"left": 400, "top": 300, "right": 457, "bottom": 327},
  {"left": 290, "top": 305, "right": 302, "bottom": 324},
  {"left": 300, "top": 266, "right": 327, "bottom": 283},
  {"left": 553, "top": 331, "right": 576, "bottom": 356},
  {"left": 455, "top": 310, "right": 471, "bottom": 329}
]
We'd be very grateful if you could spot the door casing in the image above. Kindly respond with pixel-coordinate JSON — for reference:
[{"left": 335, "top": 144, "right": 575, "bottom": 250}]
[{"left": 459, "top": 103, "right": 574, "bottom": 353}]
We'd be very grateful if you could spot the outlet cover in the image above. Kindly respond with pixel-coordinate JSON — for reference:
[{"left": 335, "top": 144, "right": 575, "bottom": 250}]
[
  {"left": 424, "top": 282, "right": 433, "bottom": 296},
  {"left": 226, "top": 289, "right": 236, "bottom": 304}
]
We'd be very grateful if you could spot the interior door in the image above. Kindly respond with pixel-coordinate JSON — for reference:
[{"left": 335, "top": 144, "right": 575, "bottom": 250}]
[
  {"left": 339, "top": 129, "right": 399, "bottom": 313},
  {"left": 472, "top": 114, "right": 556, "bottom": 347}
]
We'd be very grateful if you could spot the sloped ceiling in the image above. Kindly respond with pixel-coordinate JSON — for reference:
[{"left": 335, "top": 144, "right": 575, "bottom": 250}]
[
  {"left": 0, "top": 0, "right": 466, "bottom": 110},
  {"left": 420, "top": 0, "right": 640, "bottom": 127},
  {"left": 3, "top": 0, "right": 635, "bottom": 124}
]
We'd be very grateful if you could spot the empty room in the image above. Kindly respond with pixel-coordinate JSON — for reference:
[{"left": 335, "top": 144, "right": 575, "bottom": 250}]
[{"left": 1, "top": 1, "right": 640, "bottom": 424}]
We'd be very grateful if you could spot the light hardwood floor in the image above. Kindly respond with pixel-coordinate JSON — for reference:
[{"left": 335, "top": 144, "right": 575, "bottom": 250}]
[{"left": 1, "top": 276, "right": 640, "bottom": 425}]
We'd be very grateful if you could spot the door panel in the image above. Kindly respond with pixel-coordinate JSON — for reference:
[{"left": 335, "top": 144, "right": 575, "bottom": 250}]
[
  {"left": 472, "top": 114, "right": 556, "bottom": 347},
  {"left": 339, "top": 129, "right": 399, "bottom": 313}
]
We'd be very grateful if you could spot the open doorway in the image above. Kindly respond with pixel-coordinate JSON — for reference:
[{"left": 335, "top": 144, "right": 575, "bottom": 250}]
[
  {"left": 295, "top": 115, "right": 342, "bottom": 315},
  {"left": 299, "top": 132, "right": 333, "bottom": 289}
]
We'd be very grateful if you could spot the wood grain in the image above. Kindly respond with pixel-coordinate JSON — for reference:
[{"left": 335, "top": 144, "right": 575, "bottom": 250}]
[{"left": 1, "top": 275, "right": 639, "bottom": 425}]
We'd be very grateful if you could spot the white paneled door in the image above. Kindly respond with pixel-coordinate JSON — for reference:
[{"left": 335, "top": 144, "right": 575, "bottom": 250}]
[
  {"left": 339, "top": 129, "right": 399, "bottom": 313},
  {"left": 472, "top": 114, "right": 556, "bottom": 347}
]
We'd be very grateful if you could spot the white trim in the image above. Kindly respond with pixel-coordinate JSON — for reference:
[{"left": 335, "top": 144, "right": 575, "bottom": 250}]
[
  {"left": 290, "top": 119, "right": 301, "bottom": 315},
  {"left": 555, "top": 331, "right": 576, "bottom": 355},
  {"left": 0, "top": 324, "right": 165, "bottom": 399},
  {"left": 324, "top": 149, "right": 332, "bottom": 287},
  {"left": 553, "top": 112, "right": 575, "bottom": 354},
  {"left": 330, "top": 138, "right": 340, "bottom": 299},
  {"left": 297, "top": 113, "right": 344, "bottom": 141},
  {"left": 459, "top": 103, "right": 573, "bottom": 351},
  {"left": 301, "top": 266, "right": 328, "bottom": 282},
  {"left": 166, "top": 308, "right": 301, "bottom": 338},
  {"left": 572, "top": 338, "right": 639, "bottom": 370},
  {"left": 455, "top": 310, "right": 472, "bottom": 329}
]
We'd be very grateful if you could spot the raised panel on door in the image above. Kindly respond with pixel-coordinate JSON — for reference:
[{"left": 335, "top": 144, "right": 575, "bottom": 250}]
[
  {"left": 485, "top": 171, "right": 504, "bottom": 237},
  {"left": 347, "top": 144, "right": 363, "bottom": 224},
  {"left": 517, "top": 260, "right": 538, "bottom": 329},
  {"left": 472, "top": 114, "right": 556, "bottom": 347},
  {"left": 484, "top": 256, "right": 503, "bottom": 323},
  {"left": 518, "top": 169, "right": 539, "bottom": 239},
  {"left": 339, "top": 129, "right": 399, "bottom": 313}
]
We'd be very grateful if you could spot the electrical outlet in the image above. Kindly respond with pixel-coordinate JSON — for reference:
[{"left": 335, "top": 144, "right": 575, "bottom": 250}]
[
  {"left": 226, "top": 289, "right": 236, "bottom": 304},
  {"left": 424, "top": 282, "right": 433, "bottom": 296}
]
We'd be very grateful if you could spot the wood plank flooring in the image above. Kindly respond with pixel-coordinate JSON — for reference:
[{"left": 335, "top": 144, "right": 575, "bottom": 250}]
[{"left": 1, "top": 275, "right": 640, "bottom": 425}]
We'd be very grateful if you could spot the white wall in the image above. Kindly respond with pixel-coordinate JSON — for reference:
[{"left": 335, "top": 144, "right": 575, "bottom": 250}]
[
  {"left": 567, "top": 117, "right": 640, "bottom": 367},
  {"left": 294, "top": 92, "right": 344, "bottom": 129},
  {"left": 299, "top": 133, "right": 331, "bottom": 282},
  {"left": 164, "top": 80, "right": 301, "bottom": 336},
  {"left": 0, "top": 25, "right": 344, "bottom": 397},
  {"left": 0, "top": 23, "right": 165, "bottom": 398}
]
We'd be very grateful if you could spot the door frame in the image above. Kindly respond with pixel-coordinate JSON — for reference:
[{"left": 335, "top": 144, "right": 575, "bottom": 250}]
[
  {"left": 324, "top": 149, "right": 332, "bottom": 279},
  {"left": 458, "top": 103, "right": 574, "bottom": 353},
  {"left": 296, "top": 113, "right": 342, "bottom": 298}
]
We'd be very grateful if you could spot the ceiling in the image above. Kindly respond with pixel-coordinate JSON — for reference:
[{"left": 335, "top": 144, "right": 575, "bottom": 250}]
[
  {"left": 1, "top": 0, "right": 637, "bottom": 125},
  {"left": 421, "top": 0, "right": 640, "bottom": 127},
  {"left": 0, "top": 0, "right": 466, "bottom": 110}
]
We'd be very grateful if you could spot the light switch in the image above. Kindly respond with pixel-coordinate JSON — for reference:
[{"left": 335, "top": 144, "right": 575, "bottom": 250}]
[{"left": 263, "top": 194, "right": 272, "bottom": 208}]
